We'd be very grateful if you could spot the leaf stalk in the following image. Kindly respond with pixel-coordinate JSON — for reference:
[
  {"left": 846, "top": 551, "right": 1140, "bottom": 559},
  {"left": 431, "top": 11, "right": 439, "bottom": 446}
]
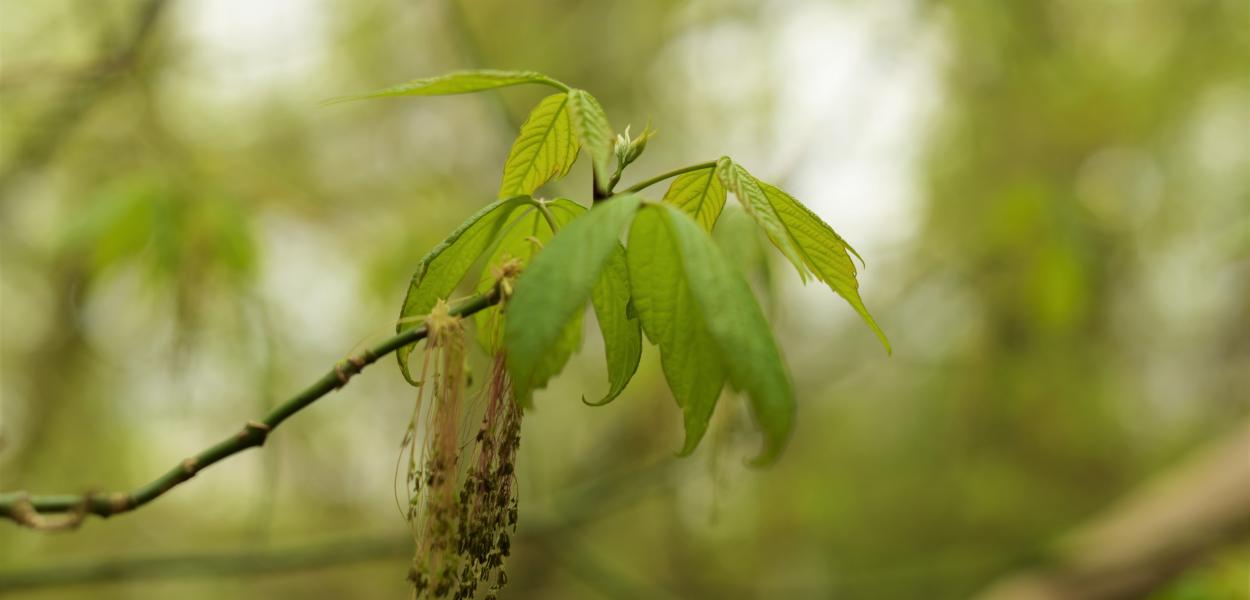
[{"left": 621, "top": 161, "right": 717, "bottom": 194}]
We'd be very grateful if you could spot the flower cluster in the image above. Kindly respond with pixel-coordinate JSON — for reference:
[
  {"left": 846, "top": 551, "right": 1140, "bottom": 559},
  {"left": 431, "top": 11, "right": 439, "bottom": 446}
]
[
  {"left": 456, "top": 354, "right": 522, "bottom": 599},
  {"left": 402, "top": 302, "right": 523, "bottom": 600},
  {"left": 404, "top": 301, "right": 468, "bottom": 597}
]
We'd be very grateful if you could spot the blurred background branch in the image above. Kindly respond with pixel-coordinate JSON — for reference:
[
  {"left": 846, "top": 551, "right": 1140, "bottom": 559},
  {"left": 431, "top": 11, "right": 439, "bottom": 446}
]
[
  {"left": 0, "top": 534, "right": 410, "bottom": 591},
  {"left": 0, "top": 457, "right": 679, "bottom": 593},
  {"left": 977, "top": 418, "right": 1250, "bottom": 600},
  {"left": 0, "top": 0, "right": 169, "bottom": 203}
]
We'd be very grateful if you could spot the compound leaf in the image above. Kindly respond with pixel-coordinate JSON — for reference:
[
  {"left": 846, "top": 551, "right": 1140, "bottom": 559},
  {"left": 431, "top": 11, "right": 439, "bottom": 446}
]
[
  {"left": 657, "top": 204, "right": 795, "bottom": 465},
  {"left": 396, "top": 196, "right": 533, "bottom": 384},
  {"left": 505, "top": 195, "right": 642, "bottom": 405},
  {"left": 758, "top": 181, "right": 891, "bottom": 353},
  {"left": 627, "top": 206, "right": 725, "bottom": 454},
  {"left": 629, "top": 204, "right": 795, "bottom": 464},
  {"left": 718, "top": 159, "right": 889, "bottom": 353},
  {"left": 499, "top": 93, "right": 580, "bottom": 198}
]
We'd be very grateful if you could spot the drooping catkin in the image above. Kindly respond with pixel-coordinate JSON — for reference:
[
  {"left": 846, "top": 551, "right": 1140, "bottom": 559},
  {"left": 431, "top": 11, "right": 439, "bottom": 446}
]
[
  {"left": 405, "top": 301, "right": 467, "bottom": 598},
  {"left": 401, "top": 301, "right": 524, "bottom": 600},
  {"left": 456, "top": 353, "right": 522, "bottom": 598}
]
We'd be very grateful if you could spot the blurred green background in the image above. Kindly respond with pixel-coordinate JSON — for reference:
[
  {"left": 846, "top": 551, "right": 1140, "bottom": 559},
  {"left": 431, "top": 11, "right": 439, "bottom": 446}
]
[{"left": 1, "top": 0, "right": 1247, "bottom": 598}]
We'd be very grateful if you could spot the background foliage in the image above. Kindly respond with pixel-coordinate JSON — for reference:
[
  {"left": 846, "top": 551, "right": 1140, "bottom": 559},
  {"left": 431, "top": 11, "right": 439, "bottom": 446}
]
[{"left": 1, "top": 0, "right": 1247, "bottom": 598}]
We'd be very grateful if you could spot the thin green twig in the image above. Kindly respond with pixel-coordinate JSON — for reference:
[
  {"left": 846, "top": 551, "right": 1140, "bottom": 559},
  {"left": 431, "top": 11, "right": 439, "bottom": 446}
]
[{"left": 0, "top": 286, "right": 506, "bottom": 529}]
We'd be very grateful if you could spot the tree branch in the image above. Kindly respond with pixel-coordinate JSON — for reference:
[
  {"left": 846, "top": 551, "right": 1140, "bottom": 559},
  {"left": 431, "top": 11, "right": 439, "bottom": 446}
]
[{"left": 0, "top": 286, "right": 504, "bottom": 529}]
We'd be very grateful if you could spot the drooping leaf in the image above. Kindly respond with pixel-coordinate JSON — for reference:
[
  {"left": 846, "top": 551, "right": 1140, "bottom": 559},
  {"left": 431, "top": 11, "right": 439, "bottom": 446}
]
[
  {"left": 566, "top": 89, "right": 615, "bottom": 194},
  {"left": 498, "top": 93, "right": 580, "bottom": 198},
  {"left": 717, "top": 157, "right": 811, "bottom": 281},
  {"left": 586, "top": 245, "right": 642, "bottom": 406},
  {"left": 512, "top": 297, "right": 583, "bottom": 408},
  {"left": 627, "top": 207, "right": 726, "bottom": 454},
  {"left": 504, "top": 195, "right": 642, "bottom": 405},
  {"left": 757, "top": 180, "right": 891, "bottom": 353},
  {"left": 662, "top": 164, "right": 726, "bottom": 231},
  {"left": 655, "top": 203, "right": 795, "bottom": 465},
  {"left": 328, "top": 70, "right": 566, "bottom": 104},
  {"left": 472, "top": 199, "right": 584, "bottom": 352},
  {"left": 395, "top": 196, "right": 533, "bottom": 384},
  {"left": 718, "top": 159, "right": 890, "bottom": 353},
  {"left": 714, "top": 205, "right": 776, "bottom": 308}
]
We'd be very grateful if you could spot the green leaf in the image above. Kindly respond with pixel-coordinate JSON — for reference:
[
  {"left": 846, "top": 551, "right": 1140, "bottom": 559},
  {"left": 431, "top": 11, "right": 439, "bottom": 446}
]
[
  {"left": 717, "top": 157, "right": 811, "bottom": 281},
  {"left": 629, "top": 204, "right": 796, "bottom": 464},
  {"left": 719, "top": 159, "right": 890, "bottom": 353},
  {"left": 328, "top": 70, "right": 567, "bottom": 103},
  {"left": 511, "top": 296, "right": 583, "bottom": 409},
  {"left": 586, "top": 245, "right": 642, "bottom": 406},
  {"left": 757, "top": 181, "right": 890, "bottom": 352},
  {"left": 662, "top": 164, "right": 726, "bottom": 231},
  {"left": 498, "top": 93, "right": 580, "bottom": 198},
  {"left": 658, "top": 204, "right": 795, "bottom": 465},
  {"left": 714, "top": 205, "right": 775, "bottom": 307},
  {"left": 627, "top": 207, "right": 726, "bottom": 455},
  {"left": 504, "top": 195, "right": 643, "bottom": 405},
  {"left": 395, "top": 196, "right": 532, "bottom": 384},
  {"left": 566, "top": 89, "right": 615, "bottom": 194},
  {"left": 472, "top": 199, "right": 584, "bottom": 352}
]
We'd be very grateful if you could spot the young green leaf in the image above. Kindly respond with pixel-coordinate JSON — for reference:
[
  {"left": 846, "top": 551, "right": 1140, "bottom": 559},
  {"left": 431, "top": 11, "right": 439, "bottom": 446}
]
[
  {"left": 717, "top": 158, "right": 811, "bottom": 282},
  {"left": 627, "top": 207, "right": 726, "bottom": 454},
  {"left": 630, "top": 204, "right": 796, "bottom": 464},
  {"left": 566, "top": 89, "right": 615, "bottom": 195},
  {"left": 472, "top": 199, "right": 584, "bottom": 352},
  {"left": 498, "top": 93, "right": 580, "bottom": 198},
  {"left": 614, "top": 123, "right": 656, "bottom": 171},
  {"left": 715, "top": 205, "right": 776, "bottom": 308},
  {"left": 757, "top": 180, "right": 891, "bottom": 352},
  {"left": 715, "top": 159, "right": 810, "bottom": 281},
  {"left": 504, "top": 195, "right": 642, "bottom": 405},
  {"left": 395, "top": 196, "right": 533, "bottom": 384},
  {"left": 327, "top": 70, "right": 567, "bottom": 104},
  {"left": 657, "top": 203, "right": 796, "bottom": 465},
  {"left": 662, "top": 164, "right": 726, "bottom": 231},
  {"left": 717, "top": 159, "right": 889, "bottom": 353},
  {"left": 586, "top": 245, "right": 642, "bottom": 406},
  {"left": 510, "top": 296, "right": 583, "bottom": 409}
]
